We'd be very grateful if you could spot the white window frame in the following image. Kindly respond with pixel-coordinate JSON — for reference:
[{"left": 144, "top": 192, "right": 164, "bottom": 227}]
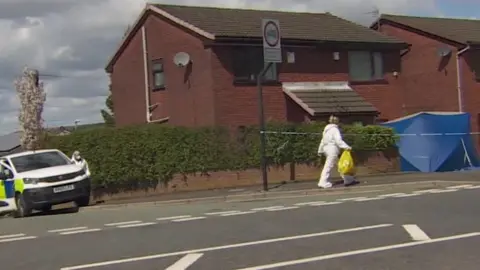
[{"left": 151, "top": 59, "right": 165, "bottom": 89}]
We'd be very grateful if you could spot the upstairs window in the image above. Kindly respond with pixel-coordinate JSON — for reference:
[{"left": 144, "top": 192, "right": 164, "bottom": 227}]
[
  {"left": 348, "top": 51, "right": 384, "bottom": 82},
  {"left": 151, "top": 59, "right": 165, "bottom": 90},
  {"left": 232, "top": 47, "right": 278, "bottom": 83}
]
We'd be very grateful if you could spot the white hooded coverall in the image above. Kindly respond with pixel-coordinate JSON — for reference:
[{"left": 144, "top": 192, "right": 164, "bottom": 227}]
[
  {"left": 71, "top": 153, "right": 91, "bottom": 177},
  {"left": 317, "top": 124, "right": 354, "bottom": 188}
]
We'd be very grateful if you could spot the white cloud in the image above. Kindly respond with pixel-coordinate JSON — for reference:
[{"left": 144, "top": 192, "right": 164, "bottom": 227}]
[{"left": 0, "top": 0, "right": 442, "bottom": 134}]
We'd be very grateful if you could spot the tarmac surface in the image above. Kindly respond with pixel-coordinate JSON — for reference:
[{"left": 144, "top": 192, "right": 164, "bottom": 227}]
[{"left": 0, "top": 174, "right": 479, "bottom": 269}]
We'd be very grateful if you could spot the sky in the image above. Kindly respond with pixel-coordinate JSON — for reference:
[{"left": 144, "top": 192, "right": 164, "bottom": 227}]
[{"left": 0, "top": 0, "right": 478, "bottom": 135}]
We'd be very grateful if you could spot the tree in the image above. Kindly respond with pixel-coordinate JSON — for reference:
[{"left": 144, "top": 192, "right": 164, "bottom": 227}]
[
  {"left": 100, "top": 82, "right": 115, "bottom": 126},
  {"left": 14, "top": 67, "right": 46, "bottom": 150}
]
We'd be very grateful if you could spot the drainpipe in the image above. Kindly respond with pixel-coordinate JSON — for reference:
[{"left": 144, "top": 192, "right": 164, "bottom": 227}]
[
  {"left": 142, "top": 25, "right": 169, "bottom": 123},
  {"left": 141, "top": 26, "right": 150, "bottom": 122},
  {"left": 456, "top": 46, "right": 470, "bottom": 112}
]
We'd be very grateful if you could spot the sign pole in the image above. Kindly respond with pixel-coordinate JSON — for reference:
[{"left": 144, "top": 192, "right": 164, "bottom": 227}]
[
  {"left": 257, "top": 62, "right": 272, "bottom": 192},
  {"left": 259, "top": 19, "right": 282, "bottom": 192}
]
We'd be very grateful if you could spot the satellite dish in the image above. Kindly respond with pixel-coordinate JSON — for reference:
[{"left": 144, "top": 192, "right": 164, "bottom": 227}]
[
  {"left": 437, "top": 46, "right": 451, "bottom": 57},
  {"left": 173, "top": 52, "right": 191, "bottom": 67}
]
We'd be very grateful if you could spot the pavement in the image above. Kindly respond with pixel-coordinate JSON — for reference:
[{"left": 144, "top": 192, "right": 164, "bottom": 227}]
[
  {"left": 0, "top": 178, "right": 479, "bottom": 269},
  {"left": 94, "top": 170, "right": 480, "bottom": 206}
]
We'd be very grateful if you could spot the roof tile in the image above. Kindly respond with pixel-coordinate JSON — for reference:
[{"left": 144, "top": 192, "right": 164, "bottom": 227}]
[
  {"left": 381, "top": 14, "right": 480, "bottom": 44},
  {"left": 153, "top": 4, "right": 404, "bottom": 44},
  {"left": 282, "top": 82, "right": 378, "bottom": 115}
]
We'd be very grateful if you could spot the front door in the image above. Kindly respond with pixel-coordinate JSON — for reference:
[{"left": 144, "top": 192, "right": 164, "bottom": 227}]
[{"left": 0, "top": 162, "right": 17, "bottom": 213}]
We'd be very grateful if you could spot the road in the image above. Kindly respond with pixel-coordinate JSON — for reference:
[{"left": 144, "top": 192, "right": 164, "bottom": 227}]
[{"left": 0, "top": 181, "right": 479, "bottom": 269}]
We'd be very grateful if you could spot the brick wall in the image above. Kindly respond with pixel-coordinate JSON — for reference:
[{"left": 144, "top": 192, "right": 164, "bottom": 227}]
[
  {"left": 111, "top": 15, "right": 407, "bottom": 128},
  {"left": 110, "top": 27, "right": 146, "bottom": 126},
  {"left": 462, "top": 49, "right": 480, "bottom": 134},
  {"left": 211, "top": 46, "right": 404, "bottom": 127},
  {"left": 94, "top": 150, "right": 399, "bottom": 201},
  {"left": 379, "top": 23, "right": 460, "bottom": 115},
  {"left": 110, "top": 12, "right": 216, "bottom": 127},
  {"left": 167, "top": 150, "right": 399, "bottom": 190},
  {"left": 379, "top": 22, "right": 480, "bottom": 145}
]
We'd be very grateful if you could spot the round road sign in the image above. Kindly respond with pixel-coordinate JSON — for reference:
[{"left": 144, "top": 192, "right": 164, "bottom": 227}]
[{"left": 263, "top": 20, "right": 280, "bottom": 47}]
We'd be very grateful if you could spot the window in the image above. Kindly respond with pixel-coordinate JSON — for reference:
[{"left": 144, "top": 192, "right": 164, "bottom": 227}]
[
  {"left": 11, "top": 151, "right": 72, "bottom": 173},
  {"left": 232, "top": 47, "right": 278, "bottom": 83},
  {"left": 2, "top": 160, "right": 11, "bottom": 168},
  {"left": 348, "top": 51, "right": 384, "bottom": 82},
  {"left": 0, "top": 165, "right": 12, "bottom": 179},
  {"left": 151, "top": 59, "right": 165, "bottom": 89}
]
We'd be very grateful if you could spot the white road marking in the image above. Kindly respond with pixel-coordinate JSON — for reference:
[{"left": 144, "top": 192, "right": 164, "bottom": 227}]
[
  {"left": 0, "top": 236, "right": 37, "bottom": 243},
  {"left": 466, "top": 185, "right": 480, "bottom": 189},
  {"left": 156, "top": 215, "right": 192, "bottom": 221},
  {"left": 447, "top": 184, "right": 474, "bottom": 189},
  {"left": 228, "top": 189, "right": 385, "bottom": 203},
  {"left": 59, "top": 229, "right": 102, "bottom": 235},
  {"left": 413, "top": 189, "right": 442, "bottom": 194},
  {"left": 294, "top": 201, "right": 324, "bottom": 206},
  {"left": 402, "top": 224, "right": 431, "bottom": 241},
  {"left": 205, "top": 210, "right": 241, "bottom": 215},
  {"left": 234, "top": 232, "right": 480, "bottom": 270},
  {"left": 251, "top": 206, "right": 285, "bottom": 211},
  {"left": 165, "top": 253, "right": 203, "bottom": 270},
  {"left": 171, "top": 217, "right": 206, "bottom": 222},
  {"left": 266, "top": 206, "right": 299, "bottom": 211},
  {"left": 105, "top": 221, "right": 142, "bottom": 226},
  {"left": 59, "top": 223, "right": 393, "bottom": 269},
  {"left": 378, "top": 193, "right": 407, "bottom": 198},
  {"left": 309, "top": 201, "right": 343, "bottom": 206},
  {"left": 338, "top": 197, "right": 368, "bottom": 201},
  {"left": 220, "top": 211, "right": 257, "bottom": 216},
  {"left": 429, "top": 189, "right": 458, "bottom": 193},
  {"left": 393, "top": 193, "right": 420, "bottom": 197},
  {"left": 117, "top": 222, "right": 156, "bottom": 228},
  {"left": 0, "top": 233, "right": 26, "bottom": 239},
  {"left": 48, "top": 227, "right": 88, "bottom": 233},
  {"left": 352, "top": 197, "right": 385, "bottom": 201}
]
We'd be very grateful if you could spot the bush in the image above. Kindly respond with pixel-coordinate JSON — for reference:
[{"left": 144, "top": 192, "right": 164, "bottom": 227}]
[{"left": 44, "top": 122, "right": 397, "bottom": 191}]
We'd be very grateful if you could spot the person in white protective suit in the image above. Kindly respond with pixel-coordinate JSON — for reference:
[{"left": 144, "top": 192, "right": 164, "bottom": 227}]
[
  {"left": 317, "top": 115, "right": 358, "bottom": 188},
  {"left": 71, "top": 151, "right": 91, "bottom": 177}
]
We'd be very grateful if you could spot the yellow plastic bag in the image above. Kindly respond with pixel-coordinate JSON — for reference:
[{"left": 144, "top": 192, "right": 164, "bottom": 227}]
[{"left": 338, "top": 150, "right": 355, "bottom": 176}]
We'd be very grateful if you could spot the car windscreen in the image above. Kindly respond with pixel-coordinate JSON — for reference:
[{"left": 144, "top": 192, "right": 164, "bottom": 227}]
[{"left": 11, "top": 152, "right": 72, "bottom": 173}]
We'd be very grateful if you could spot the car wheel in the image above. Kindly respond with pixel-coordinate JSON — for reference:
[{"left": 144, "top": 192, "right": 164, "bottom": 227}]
[
  {"left": 75, "top": 195, "right": 90, "bottom": 207},
  {"left": 14, "top": 194, "right": 32, "bottom": 218}
]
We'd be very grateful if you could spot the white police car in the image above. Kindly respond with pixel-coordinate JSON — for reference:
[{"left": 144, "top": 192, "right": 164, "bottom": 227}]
[{"left": 0, "top": 149, "right": 91, "bottom": 218}]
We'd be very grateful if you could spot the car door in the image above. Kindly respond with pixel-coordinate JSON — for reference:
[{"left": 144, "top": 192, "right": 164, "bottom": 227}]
[
  {"left": 0, "top": 161, "right": 16, "bottom": 212},
  {"left": 0, "top": 172, "right": 6, "bottom": 208}
]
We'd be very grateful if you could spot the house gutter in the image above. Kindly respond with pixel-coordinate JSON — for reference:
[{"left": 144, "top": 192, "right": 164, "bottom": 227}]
[
  {"left": 142, "top": 25, "right": 169, "bottom": 124},
  {"left": 456, "top": 45, "right": 470, "bottom": 112}
]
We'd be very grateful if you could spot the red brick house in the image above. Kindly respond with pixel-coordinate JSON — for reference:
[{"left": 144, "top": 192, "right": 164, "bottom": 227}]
[
  {"left": 372, "top": 14, "right": 480, "bottom": 130},
  {"left": 106, "top": 4, "right": 409, "bottom": 129}
]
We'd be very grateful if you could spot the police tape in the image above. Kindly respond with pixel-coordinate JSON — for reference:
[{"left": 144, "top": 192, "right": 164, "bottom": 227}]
[{"left": 259, "top": 131, "right": 480, "bottom": 137}]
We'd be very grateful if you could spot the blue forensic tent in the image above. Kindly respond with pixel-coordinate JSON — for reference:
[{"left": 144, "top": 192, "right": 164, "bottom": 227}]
[{"left": 381, "top": 112, "right": 480, "bottom": 172}]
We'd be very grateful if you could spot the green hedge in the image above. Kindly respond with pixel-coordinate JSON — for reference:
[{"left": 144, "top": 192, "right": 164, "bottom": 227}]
[{"left": 44, "top": 122, "right": 397, "bottom": 191}]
